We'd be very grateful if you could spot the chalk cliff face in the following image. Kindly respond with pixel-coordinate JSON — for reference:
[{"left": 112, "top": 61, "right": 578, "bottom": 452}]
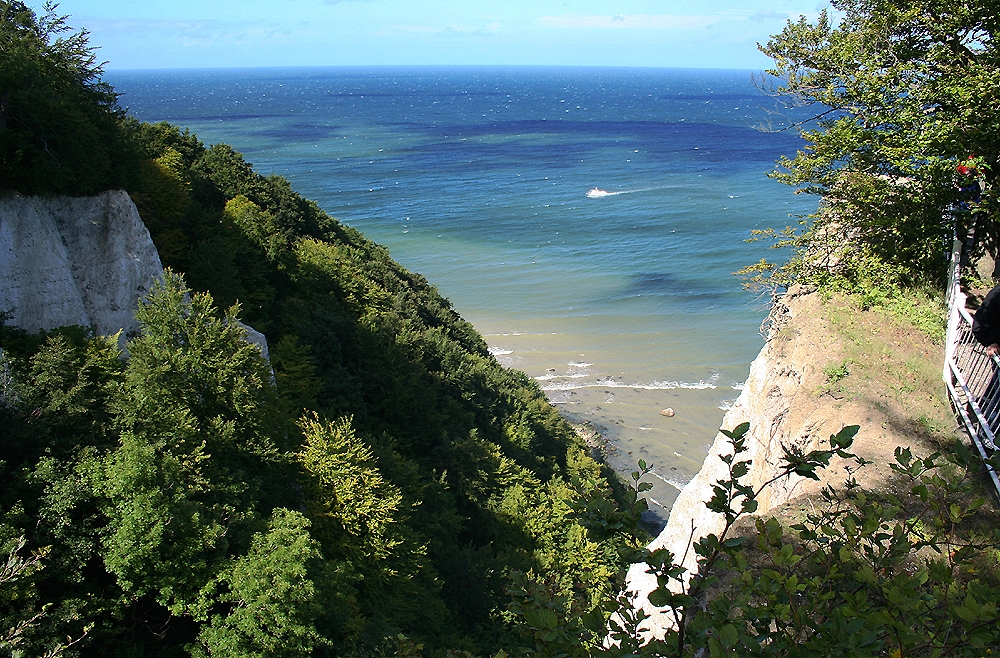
[
  {"left": 0, "top": 191, "right": 269, "bottom": 359},
  {"left": 625, "top": 289, "right": 876, "bottom": 637},
  {"left": 0, "top": 191, "right": 163, "bottom": 342}
]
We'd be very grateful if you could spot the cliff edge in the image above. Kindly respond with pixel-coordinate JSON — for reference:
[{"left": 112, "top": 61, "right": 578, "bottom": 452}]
[
  {"left": 0, "top": 191, "right": 268, "bottom": 358},
  {"left": 626, "top": 287, "right": 951, "bottom": 637},
  {"left": 0, "top": 191, "right": 162, "bottom": 342}
]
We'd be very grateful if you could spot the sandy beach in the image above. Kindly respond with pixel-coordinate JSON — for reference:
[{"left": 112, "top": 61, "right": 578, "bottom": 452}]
[{"left": 485, "top": 329, "right": 745, "bottom": 524}]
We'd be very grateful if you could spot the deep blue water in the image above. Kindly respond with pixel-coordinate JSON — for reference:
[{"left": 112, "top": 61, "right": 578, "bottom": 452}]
[{"left": 107, "top": 66, "right": 817, "bottom": 514}]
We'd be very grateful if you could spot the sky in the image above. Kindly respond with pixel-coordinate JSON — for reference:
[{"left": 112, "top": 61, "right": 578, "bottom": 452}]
[{"left": 42, "top": 1, "right": 831, "bottom": 70}]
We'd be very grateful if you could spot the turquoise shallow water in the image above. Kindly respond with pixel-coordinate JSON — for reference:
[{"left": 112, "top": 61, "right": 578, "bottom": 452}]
[{"left": 108, "top": 66, "right": 817, "bottom": 519}]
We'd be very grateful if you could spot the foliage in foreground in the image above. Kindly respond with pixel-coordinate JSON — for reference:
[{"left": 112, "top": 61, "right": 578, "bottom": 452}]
[
  {"left": 512, "top": 423, "right": 1000, "bottom": 657},
  {"left": 2, "top": 4, "right": 632, "bottom": 652}
]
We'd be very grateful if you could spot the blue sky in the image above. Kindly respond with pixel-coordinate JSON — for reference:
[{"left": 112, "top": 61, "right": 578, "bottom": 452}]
[{"left": 45, "top": 1, "right": 830, "bottom": 70}]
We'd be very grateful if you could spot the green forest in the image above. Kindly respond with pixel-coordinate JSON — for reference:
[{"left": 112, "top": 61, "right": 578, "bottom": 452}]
[
  {"left": 0, "top": 2, "right": 645, "bottom": 656},
  {"left": 4, "top": 0, "right": 1000, "bottom": 656}
]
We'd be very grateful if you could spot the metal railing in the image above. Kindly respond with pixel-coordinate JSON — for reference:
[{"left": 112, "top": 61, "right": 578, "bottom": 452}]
[{"left": 944, "top": 239, "right": 1000, "bottom": 498}]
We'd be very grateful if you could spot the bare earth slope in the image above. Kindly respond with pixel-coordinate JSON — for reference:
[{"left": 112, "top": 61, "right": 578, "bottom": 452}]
[{"left": 626, "top": 286, "right": 958, "bottom": 636}]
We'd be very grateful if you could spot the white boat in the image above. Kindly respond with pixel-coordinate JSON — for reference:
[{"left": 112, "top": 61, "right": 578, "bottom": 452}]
[{"left": 586, "top": 187, "right": 612, "bottom": 198}]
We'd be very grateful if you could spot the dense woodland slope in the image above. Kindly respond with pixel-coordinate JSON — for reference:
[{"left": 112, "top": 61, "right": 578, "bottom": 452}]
[{"left": 0, "top": 3, "right": 643, "bottom": 656}]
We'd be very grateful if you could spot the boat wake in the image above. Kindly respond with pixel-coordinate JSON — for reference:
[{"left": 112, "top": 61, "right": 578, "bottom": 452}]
[{"left": 586, "top": 187, "right": 652, "bottom": 198}]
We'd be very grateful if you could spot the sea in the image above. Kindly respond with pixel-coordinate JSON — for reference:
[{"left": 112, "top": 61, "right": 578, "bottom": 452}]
[{"left": 106, "top": 66, "right": 818, "bottom": 522}]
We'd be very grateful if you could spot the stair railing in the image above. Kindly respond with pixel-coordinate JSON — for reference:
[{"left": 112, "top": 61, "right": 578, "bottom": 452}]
[{"left": 943, "top": 237, "right": 1000, "bottom": 498}]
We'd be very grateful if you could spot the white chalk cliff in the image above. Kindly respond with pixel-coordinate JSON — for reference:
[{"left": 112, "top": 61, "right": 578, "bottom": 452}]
[
  {"left": 625, "top": 289, "right": 881, "bottom": 637},
  {"left": 1, "top": 191, "right": 162, "bottom": 342},
  {"left": 0, "top": 191, "right": 268, "bottom": 359}
]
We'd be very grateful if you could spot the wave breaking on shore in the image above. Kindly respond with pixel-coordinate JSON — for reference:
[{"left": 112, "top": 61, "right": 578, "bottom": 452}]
[{"left": 538, "top": 372, "right": 720, "bottom": 392}]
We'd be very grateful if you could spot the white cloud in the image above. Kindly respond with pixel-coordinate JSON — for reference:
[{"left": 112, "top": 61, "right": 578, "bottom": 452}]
[
  {"left": 394, "top": 24, "right": 440, "bottom": 33},
  {"left": 437, "top": 21, "right": 503, "bottom": 37},
  {"left": 83, "top": 16, "right": 220, "bottom": 35},
  {"left": 82, "top": 16, "right": 296, "bottom": 46},
  {"left": 537, "top": 14, "right": 716, "bottom": 30},
  {"left": 748, "top": 10, "right": 789, "bottom": 22},
  {"left": 393, "top": 22, "right": 503, "bottom": 37}
]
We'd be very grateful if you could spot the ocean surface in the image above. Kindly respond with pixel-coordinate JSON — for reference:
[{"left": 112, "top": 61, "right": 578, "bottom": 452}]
[{"left": 107, "top": 66, "right": 817, "bottom": 521}]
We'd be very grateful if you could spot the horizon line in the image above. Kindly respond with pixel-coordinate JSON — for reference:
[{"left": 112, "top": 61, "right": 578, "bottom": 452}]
[{"left": 104, "top": 63, "right": 774, "bottom": 74}]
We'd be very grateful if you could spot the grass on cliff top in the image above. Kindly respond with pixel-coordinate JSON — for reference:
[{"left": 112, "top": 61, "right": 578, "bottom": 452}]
[
  {"left": 759, "top": 283, "right": 1000, "bottom": 560},
  {"left": 819, "top": 289, "right": 957, "bottom": 451},
  {"left": 749, "top": 281, "right": 996, "bottom": 528},
  {"left": 689, "top": 280, "right": 1000, "bottom": 657}
]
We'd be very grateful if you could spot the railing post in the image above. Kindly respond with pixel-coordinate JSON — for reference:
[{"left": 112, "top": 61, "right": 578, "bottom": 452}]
[
  {"left": 945, "top": 237, "right": 964, "bottom": 384},
  {"left": 946, "top": 236, "right": 962, "bottom": 306}
]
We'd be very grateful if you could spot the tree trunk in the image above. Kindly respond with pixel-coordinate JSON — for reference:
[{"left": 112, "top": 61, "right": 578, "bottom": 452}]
[{"left": 0, "top": 89, "right": 9, "bottom": 129}]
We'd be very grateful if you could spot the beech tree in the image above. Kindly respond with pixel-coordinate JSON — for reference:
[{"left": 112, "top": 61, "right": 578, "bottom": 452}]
[{"left": 746, "top": 0, "right": 1000, "bottom": 288}]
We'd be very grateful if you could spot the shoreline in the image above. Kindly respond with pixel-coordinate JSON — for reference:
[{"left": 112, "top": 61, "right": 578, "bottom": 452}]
[
  {"left": 488, "top": 334, "right": 746, "bottom": 528},
  {"left": 568, "top": 419, "right": 669, "bottom": 534}
]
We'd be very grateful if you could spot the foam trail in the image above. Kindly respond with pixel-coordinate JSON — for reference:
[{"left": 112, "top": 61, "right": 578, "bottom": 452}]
[
  {"left": 541, "top": 380, "right": 718, "bottom": 392},
  {"left": 535, "top": 373, "right": 589, "bottom": 381},
  {"left": 648, "top": 497, "right": 669, "bottom": 510},
  {"left": 586, "top": 186, "right": 660, "bottom": 198}
]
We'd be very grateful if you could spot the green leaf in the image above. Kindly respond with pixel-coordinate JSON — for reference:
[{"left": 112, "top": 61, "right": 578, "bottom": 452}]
[
  {"left": 522, "top": 605, "right": 560, "bottom": 631},
  {"left": 718, "top": 624, "right": 738, "bottom": 648}
]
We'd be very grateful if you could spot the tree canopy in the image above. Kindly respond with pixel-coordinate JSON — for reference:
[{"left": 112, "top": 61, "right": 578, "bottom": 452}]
[
  {"left": 0, "top": 1, "right": 140, "bottom": 194},
  {"left": 0, "top": 8, "right": 635, "bottom": 654},
  {"left": 746, "top": 0, "right": 1000, "bottom": 290}
]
